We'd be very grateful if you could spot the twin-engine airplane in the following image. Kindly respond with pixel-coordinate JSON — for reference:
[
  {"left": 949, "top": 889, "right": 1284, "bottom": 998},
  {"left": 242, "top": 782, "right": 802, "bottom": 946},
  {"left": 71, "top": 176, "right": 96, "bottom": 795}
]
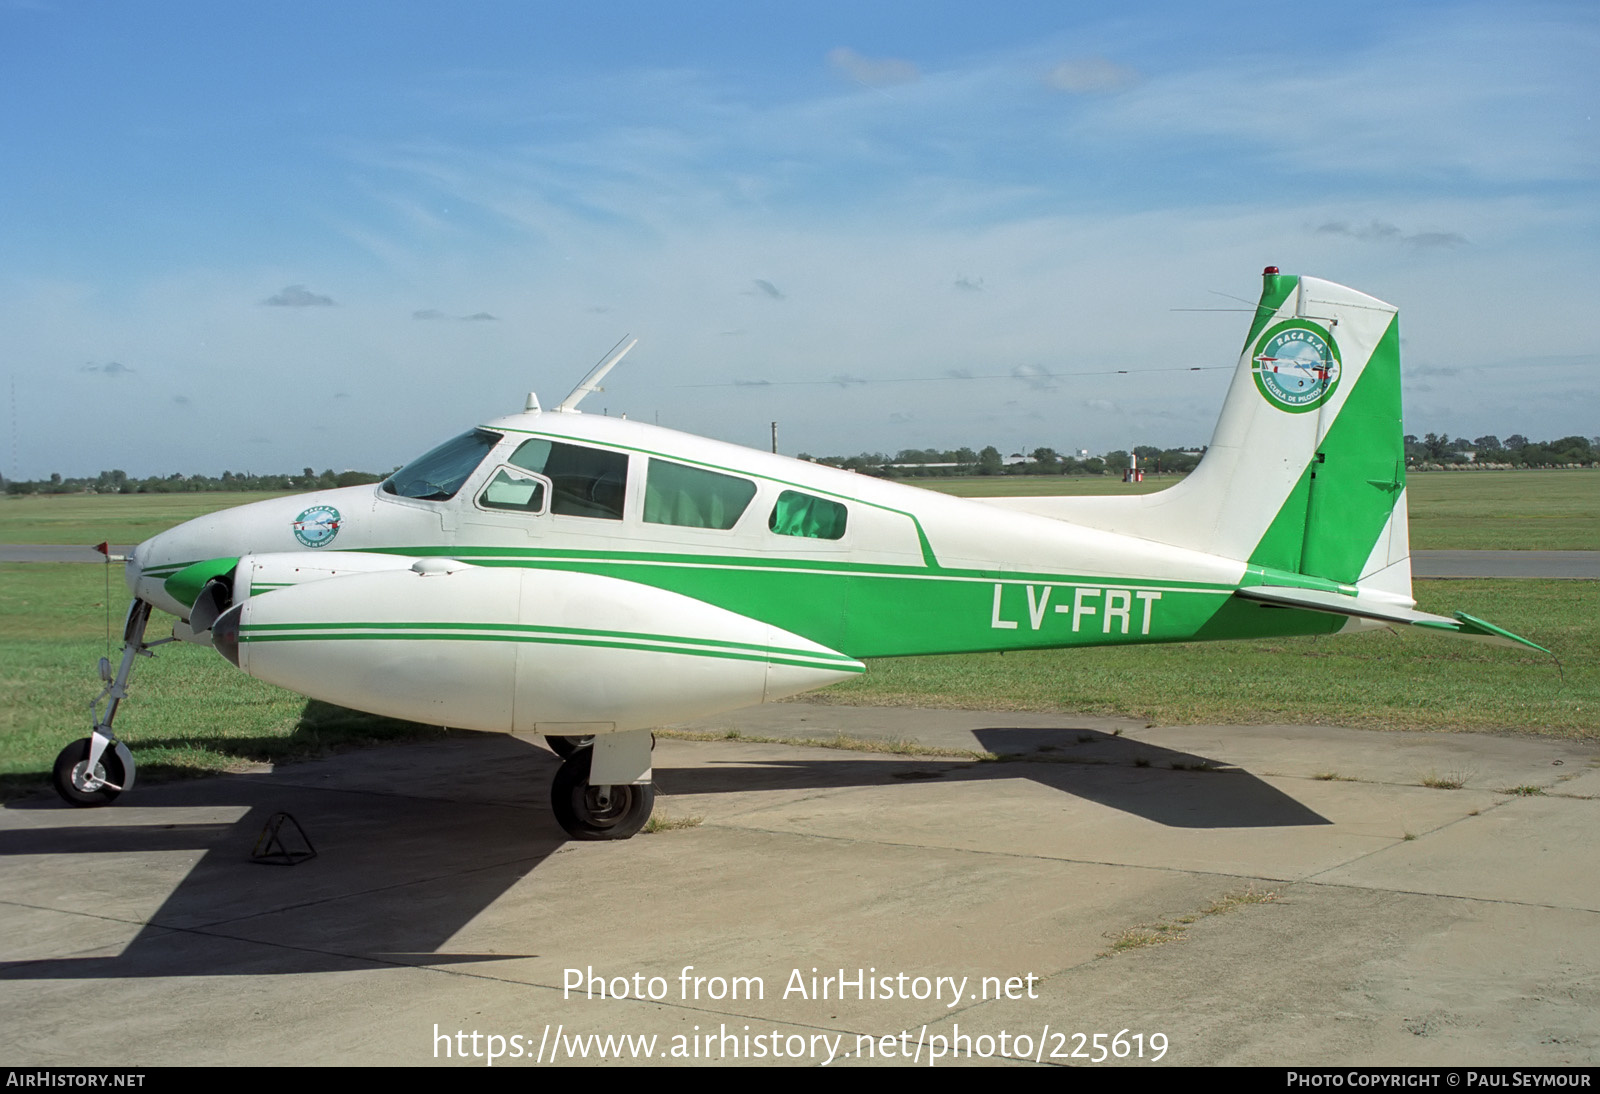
[{"left": 56, "top": 268, "right": 1543, "bottom": 839}]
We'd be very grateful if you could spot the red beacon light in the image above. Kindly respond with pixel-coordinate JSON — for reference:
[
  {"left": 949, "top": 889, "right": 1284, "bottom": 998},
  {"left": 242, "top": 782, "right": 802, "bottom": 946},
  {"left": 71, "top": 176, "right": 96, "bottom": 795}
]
[{"left": 1263, "top": 265, "right": 1280, "bottom": 276}]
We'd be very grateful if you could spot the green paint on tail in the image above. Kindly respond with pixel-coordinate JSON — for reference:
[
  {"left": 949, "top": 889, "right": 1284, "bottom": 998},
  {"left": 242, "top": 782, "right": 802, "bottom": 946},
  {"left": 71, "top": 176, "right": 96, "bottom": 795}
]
[
  {"left": 1248, "top": 308, "right": 1406, "bottom": 585},
  {"left": 1242, "top": 272, "right": 1298, "bottom": 352}
]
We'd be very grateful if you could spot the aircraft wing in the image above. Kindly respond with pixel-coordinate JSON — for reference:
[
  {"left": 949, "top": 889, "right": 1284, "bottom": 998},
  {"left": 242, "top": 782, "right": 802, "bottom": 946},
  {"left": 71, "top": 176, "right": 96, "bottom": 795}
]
[{"left": 1234, "top": 585, "right": 1549, "bottom": 653}]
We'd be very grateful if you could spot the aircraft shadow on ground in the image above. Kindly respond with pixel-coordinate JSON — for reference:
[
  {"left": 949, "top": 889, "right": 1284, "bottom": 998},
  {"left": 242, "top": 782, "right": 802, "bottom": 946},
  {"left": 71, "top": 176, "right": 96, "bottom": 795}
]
[
  {"left": 657, "top": 725, "right": 1328, "bottom": 831},
  {"left": 0, "top": 710, "right": 1325, "bottom": 981}
]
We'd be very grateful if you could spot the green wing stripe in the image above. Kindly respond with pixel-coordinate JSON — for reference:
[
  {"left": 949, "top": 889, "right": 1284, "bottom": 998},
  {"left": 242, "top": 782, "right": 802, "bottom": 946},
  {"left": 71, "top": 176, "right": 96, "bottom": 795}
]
[
  {"left": 1449, "top": 611, "right": 1550, "bottom": 654},
  {"left": 240, "top": 618, "right": 864, "bottom": 661},
  {"left": 237, "top": 622, "right": 864, "bottom": 671}
]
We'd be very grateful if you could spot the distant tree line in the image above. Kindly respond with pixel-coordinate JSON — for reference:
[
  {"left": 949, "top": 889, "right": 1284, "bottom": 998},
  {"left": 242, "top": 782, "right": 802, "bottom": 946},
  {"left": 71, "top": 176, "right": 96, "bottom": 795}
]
[
  {"left": 797, "top": 444, "right": 1208, "bottom": 478},
  {"left": 800, "top": 433, "right": 1597, "bottom": 479},
  {"left": 4, "top": 432, "right": 1593, "bottom": 497},
  {"left": 1402, "top": 434, "right": 1598, "bottom": 468},
  {"left": 3, "top": 467, "right": 387, "bottom": 496}
]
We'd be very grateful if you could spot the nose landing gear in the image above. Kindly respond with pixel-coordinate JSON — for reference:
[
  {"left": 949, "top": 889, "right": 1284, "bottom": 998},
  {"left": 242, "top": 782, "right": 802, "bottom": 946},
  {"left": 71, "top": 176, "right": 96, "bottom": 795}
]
[{"left": 56, "top": 598, "right": 166, "bottom": 807}]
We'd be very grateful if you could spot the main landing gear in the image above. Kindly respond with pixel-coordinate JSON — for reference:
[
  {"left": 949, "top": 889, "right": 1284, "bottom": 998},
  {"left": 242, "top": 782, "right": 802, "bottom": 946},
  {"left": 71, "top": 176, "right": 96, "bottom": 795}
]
[
  {"left": 54, "top": 598, "right": 167, "bottom": 807},
  {"left": 545, "top": 728, "right": 656, "bottom": 840}
]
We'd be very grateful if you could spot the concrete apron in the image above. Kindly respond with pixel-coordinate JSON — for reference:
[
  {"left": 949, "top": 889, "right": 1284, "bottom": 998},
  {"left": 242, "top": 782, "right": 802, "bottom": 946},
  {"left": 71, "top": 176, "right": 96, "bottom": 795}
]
[{"left": 2, "top": 702, "right": 1595, "bottom": 1067}]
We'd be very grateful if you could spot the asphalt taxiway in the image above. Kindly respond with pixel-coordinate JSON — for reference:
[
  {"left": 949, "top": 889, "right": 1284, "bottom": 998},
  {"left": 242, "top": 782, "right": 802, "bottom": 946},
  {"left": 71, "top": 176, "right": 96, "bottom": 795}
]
[{"left": 2, "top": 702, "right": 1595, "bottom": 1067}]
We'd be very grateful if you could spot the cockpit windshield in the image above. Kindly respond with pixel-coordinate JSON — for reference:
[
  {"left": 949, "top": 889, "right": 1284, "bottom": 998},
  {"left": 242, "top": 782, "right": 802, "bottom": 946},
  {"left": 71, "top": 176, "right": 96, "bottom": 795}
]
[{"left": 382, "top": 429, "right": 503, "bottom": 501}]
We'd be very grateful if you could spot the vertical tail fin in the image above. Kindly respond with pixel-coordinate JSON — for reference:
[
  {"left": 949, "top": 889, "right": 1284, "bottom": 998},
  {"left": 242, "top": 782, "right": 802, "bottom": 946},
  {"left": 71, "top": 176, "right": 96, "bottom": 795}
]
[
  {"left": 1221, "top": 270, "right": 1410, "bottom": 593},
  {"left": 985, "top": 268, "right": 1412, "bottom": 598}
]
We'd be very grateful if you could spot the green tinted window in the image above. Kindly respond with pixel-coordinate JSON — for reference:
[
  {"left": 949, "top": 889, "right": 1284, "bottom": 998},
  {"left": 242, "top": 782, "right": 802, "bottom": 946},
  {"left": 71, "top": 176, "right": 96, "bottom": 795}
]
[
  {"left": 508, "top": 438, "right": 628, "bottom": 520},
  {"left": 768, "top": 490, "right": 847, "bottom": 540},
  {"left": 644, "top": 459, "right": 756, "bottom": 530}
]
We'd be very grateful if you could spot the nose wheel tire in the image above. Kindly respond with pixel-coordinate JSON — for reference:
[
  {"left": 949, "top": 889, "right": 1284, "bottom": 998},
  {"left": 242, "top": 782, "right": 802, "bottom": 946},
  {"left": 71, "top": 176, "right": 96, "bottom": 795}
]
[
  {"left": 550, "top": 746, "right": 654, "bottom": 841},
  {"left": 53, "top": 738, "right": 127, "bottom": 807}
]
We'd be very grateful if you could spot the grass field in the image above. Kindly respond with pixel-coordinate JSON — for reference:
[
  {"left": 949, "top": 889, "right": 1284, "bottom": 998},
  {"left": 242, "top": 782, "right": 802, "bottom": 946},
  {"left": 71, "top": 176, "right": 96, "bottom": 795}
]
[
  {"left": 0, "top": 491, "right": 295, "bottom": 545},
  {"left": 2, "top": 563, "right": 1593, "bottom": 802},
  {"left": 1392, "top": 471, "right": 1599, "bottom": 550},
  {"left": 0, "top": 563, "right": 448, "bottom": 800},
  {"left": 911, "top": 469, "right": 1598, "bottom": 551},
  {"left": 2, "top": 469, "right": 1593, "bottom": 549}
]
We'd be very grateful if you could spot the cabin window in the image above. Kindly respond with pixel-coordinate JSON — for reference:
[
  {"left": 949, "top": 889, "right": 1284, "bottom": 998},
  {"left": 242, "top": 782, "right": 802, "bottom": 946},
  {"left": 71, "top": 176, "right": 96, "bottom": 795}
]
[
  {"left": 477, "top": 465, "right": 549, "bottom": 513},
  {"left": 768, "top": 490, "right": 847, "bottom": 540},
  {"left": 643, "top": 459, "right": 756, "bottom": 530},
  {"left": 507, "top": 438, "right": 628, "bottom": 520},
  {"left": 383, "top": 429, "right": 502, "bottom": 501}
]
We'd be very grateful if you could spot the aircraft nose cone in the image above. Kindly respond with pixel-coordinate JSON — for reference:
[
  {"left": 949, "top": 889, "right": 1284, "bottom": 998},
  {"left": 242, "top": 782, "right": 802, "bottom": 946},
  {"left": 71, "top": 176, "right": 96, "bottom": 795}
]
[
  {"left": 123, "top": 531, "right": 185, "bottom": 610},
  {"left": 124, "top": 542, "right": 146, "bottom": 596}
]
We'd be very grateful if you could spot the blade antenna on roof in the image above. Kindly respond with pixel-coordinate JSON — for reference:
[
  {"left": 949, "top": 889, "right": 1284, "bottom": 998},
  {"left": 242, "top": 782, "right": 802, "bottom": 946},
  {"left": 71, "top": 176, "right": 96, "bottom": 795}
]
[{"left": 557, "top": 335, "right": 638, "bottom": 413}]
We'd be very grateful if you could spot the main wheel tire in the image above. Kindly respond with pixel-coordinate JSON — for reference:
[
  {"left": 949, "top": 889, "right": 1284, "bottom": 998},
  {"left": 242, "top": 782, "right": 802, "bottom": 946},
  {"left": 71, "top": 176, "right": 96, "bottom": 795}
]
[
  {"left": 546, "top": 734, "right": 595, "bottom": 759},
  {"left": 549, "top": 747, "right": 654, "bottom": 841},
  {"left": 53, "top": 738, "right": 126, "bottom": 807}
]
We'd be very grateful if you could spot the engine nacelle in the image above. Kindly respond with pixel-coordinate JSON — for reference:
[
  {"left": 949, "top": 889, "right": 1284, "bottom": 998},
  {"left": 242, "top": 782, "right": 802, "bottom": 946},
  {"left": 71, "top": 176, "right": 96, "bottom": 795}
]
[
  {"left": 228, "top": 551, "right": 424, "bottom": 606},
  {"left": 166, "top": 551, "right": 424, "bottom": 645},
  {"left": 211, "top": 563, "right": 864, "bottom": 734}
]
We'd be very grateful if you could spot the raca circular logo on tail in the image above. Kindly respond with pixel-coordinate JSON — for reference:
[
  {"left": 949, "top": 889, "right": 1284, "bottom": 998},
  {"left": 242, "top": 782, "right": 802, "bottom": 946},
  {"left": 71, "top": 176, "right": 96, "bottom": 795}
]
[
  {"left": 293, "top": 505, "right": 341, "bottom": 548},
  {"left": 1251, "top": 320, "right": 1341, "bottom": 413}
]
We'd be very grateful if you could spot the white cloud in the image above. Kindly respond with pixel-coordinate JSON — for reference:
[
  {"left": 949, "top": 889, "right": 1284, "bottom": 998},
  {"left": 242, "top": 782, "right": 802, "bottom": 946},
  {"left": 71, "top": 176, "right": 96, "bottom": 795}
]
[
  {"left": 1090, "top": 11, "right": 1599, "bottom": 185},
  {"left": 827, "top": 47, "right": 919, "bottom": 87},
  {"left": 1044, "top": 57, "right": 1139, "bottom": 94},
  {"left": 263, "top": 285, "right": 336, "bottom": 307},
  {"left": 415, "top": 308, "right": 499, "bottom": 321},
  {"left": 1315, "top": 220, "right": 1468, "bottom": 248}
]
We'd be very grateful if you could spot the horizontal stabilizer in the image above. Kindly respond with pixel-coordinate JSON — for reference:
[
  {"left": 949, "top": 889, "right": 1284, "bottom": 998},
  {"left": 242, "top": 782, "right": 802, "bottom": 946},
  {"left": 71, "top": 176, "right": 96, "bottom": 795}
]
[{"left": 1234, "top": 586, "right": 1548, "bottom": 653}]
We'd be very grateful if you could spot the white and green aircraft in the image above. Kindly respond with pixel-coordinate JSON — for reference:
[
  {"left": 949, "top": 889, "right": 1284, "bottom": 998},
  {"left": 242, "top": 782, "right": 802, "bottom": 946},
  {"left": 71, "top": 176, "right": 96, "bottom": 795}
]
[{"left": 57, "top": 268, "right": 1543, "bottom": 840}]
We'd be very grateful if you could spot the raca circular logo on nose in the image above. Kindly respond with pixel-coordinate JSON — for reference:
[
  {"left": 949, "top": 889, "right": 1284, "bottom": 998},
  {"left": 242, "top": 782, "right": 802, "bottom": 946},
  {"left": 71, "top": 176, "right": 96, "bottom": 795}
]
[
  {"left": 1251, "top": 321, "right": 1341, "bottom": 413},
  {"left": 293, "top": 505, "right": 342, "bottom": 548}
]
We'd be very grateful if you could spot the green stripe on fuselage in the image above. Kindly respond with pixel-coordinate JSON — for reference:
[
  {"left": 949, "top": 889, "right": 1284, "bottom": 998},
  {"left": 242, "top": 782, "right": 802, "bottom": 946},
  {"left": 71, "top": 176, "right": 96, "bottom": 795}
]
[{"left": 343, "top": 547, "right": 1342, "bottom": 657}]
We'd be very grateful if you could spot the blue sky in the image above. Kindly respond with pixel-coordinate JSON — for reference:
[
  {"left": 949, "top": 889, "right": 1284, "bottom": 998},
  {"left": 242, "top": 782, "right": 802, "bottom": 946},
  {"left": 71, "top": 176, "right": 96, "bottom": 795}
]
[{"left": 3, "top": 0, "right": 1595, "bottom": 479}]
